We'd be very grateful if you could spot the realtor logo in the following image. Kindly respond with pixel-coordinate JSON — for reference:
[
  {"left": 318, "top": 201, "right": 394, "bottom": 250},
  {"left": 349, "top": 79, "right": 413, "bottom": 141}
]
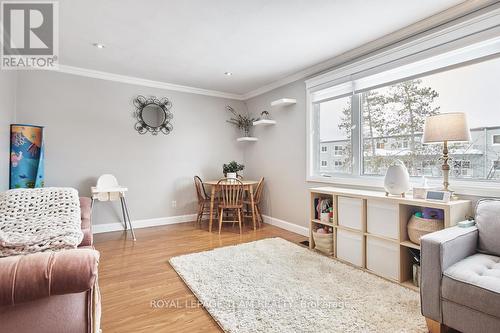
[{"left": 1, "top": 1, "right": 58, "bottom": 69}]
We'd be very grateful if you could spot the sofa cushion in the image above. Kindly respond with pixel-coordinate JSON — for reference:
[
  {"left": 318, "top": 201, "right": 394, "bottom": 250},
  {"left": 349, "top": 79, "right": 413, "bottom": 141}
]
[
  {"left": 443, "top": 253, "right": 500, "bottom": 318},
  {"left": 475, "top": 199, "right": 500, "bottom": 256}
]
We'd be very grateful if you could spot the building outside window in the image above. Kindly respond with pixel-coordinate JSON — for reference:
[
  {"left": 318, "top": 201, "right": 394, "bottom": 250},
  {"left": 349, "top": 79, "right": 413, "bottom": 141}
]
[{"left": 314, "top": 95, "right": 352, "bottom": 176}]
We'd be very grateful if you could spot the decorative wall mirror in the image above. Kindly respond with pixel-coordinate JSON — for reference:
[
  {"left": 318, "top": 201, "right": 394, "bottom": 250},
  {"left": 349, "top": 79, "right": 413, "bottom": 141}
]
[{"left": 133, "top": 95, "right": 173, "bottom": 135}]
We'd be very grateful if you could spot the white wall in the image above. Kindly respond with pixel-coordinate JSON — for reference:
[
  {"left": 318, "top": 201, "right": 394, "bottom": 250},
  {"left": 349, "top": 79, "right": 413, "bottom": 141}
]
[
  {"left": 243, "top": 80, "right": 311, "bottom": 228},
  {"left": 15, "top": 70, "right": 245, "bottom": 225},
  {"left": 0, "top": 72, "right": 17, "bottom": 191}
]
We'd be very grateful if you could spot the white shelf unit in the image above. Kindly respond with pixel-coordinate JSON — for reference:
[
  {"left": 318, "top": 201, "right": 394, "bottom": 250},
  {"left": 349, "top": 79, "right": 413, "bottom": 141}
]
[
  {"left": 236, "top": 137, "right": 258, "bottom": 142},
  {"left": 309, "top": 186, "right": 472, "bottom": 291},
  {"left": 270, "top": 98, "right": 296, "bottom": 107},
  {"left": 253, "top": 119, "right": 277, "bottom": 126}
]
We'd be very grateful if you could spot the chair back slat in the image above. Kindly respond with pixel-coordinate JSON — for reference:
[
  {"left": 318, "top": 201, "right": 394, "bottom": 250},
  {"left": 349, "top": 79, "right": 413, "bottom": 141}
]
[
  {"left": 254, "top": 177, "right": 265, "bottom": 204},
  {"left": 217, "top": 178, "right": 243, "bottom": 207},
  {"left": 194, "top": 176, "right": 207, "bottom": 203}
]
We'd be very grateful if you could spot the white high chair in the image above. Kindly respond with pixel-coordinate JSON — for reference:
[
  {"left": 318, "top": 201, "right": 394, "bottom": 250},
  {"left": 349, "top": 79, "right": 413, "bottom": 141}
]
[{"left": 91, "top": 174, "right": 136, "bottom": 241}]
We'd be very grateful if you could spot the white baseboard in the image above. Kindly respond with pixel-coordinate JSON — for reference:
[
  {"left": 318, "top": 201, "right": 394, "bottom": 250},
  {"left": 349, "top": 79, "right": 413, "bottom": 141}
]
[
  {"left": 92, "top": 213, "right": 308, "bottom": 237},
  {"left": 262, "top": 215, "right": 309, "bottom": 237},
  {"left": 92, "top": 214, "right": 197, "bottom": 234}
]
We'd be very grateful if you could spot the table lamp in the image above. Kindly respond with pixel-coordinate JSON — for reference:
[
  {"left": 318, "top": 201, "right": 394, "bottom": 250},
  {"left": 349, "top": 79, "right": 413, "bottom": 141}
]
[{"left": 422, "top": 113, "right": 471, "bottom": 192}]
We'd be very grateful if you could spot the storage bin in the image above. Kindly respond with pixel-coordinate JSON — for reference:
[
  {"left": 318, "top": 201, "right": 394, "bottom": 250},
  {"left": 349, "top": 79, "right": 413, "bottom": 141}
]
[
  {"left": 338, "top": 197, "right": 363, "bottom": 230},
  {"left": 312, "top": 231, "right": 334, "bottom": 255},
  {"left": 336, "top": 229, "right": 363, "bottom": 267},
  {"left": 366, "top": 236, "right": 400, "bottom": 280},
  {"left": 407, "top": 215, "right": 444, "bottom": 245},
  {"left": 367, "top": 200, "right": 399, "bottom": 239}
]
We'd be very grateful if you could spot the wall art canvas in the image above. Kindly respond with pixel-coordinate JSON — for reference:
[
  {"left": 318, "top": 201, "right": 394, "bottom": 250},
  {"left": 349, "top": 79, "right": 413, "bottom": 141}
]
[{"left": 9, "top": 124, "right": 45, "bottom": 189}]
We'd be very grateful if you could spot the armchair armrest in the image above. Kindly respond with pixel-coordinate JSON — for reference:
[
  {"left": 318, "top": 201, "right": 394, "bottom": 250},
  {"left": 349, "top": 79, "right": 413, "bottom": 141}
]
[
  {"left": 0, "top": 248, "right": 99, "bottom": 306},
  {"left": 420, "top": 226, "right": 478, "bottom": 322}
]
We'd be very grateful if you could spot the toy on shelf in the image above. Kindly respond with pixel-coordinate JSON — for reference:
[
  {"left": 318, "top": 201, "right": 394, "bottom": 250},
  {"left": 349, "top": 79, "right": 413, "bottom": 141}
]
[{"left": 315, "top": 197, "right": 332, "bottom": 222}]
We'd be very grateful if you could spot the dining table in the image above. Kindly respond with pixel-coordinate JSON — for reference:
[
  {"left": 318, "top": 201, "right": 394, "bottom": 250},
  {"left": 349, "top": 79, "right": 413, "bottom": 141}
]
[{"left": 203, "top": 179, "right": 260, "bottom": 232}]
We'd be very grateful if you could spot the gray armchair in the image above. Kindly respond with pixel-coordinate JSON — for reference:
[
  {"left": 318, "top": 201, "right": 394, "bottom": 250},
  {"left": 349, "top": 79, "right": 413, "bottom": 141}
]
[{"left": 420, "top": 199, "right": 500, "bottom": 333}]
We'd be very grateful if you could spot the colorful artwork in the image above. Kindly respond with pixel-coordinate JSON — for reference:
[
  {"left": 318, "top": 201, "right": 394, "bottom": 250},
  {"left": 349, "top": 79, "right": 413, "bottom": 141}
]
[{"left": 9, "top": 124, "right": 45, "bottom": 189}]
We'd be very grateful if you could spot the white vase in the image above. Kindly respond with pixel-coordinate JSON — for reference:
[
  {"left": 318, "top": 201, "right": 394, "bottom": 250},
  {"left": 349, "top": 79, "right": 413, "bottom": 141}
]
[
  {"left": 384, "top": 160, "right": 410, "bottom": 196},
  {"left": 226, "top": 172, "right": 237, "bottom": 179}
]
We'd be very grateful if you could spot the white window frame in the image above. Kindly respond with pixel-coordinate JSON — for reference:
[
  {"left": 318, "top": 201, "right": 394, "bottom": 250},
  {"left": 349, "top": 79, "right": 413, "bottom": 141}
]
[{"left": 305, "top": 8, "right": 500, "bottom": 197}]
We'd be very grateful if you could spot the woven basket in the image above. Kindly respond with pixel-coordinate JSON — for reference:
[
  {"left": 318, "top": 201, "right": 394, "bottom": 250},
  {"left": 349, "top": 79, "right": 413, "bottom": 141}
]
[
  {"left": 407, "top": 216, "right": 444, "bottom": 245},
  {"left": 313, "top": 231, "right": 334, "bottom": 255}
]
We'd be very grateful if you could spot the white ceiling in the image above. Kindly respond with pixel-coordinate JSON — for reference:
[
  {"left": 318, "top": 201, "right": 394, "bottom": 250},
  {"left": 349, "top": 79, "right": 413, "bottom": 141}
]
[{"left": 59, "top": 0, "right": 464, "bottom": 97}]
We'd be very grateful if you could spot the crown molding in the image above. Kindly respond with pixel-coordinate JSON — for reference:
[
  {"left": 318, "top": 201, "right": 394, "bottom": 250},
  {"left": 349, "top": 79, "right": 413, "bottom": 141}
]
[
  {"left": 54, "top": 65, "right": 245, "bottom": 100},
  {"left": 242, "top": 0, "right": 498, "bottom": 100},
  {"left": 50, "top": 1, "right": 497, "bottom": 102}
]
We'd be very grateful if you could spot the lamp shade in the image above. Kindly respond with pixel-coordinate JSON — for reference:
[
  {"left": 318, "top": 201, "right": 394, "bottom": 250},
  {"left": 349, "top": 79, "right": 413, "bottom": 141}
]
[{"left": 422, "top": 112, "right": 471, "bottom": 144}]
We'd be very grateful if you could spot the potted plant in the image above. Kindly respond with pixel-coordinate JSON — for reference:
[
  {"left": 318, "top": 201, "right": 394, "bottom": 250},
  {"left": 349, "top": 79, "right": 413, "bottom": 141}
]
[
  {"left": 223, "top": 161, "right": 245, "bottom": 179},
  {"left": 226, "top": 105, "right": 256, "bottom": 137}
]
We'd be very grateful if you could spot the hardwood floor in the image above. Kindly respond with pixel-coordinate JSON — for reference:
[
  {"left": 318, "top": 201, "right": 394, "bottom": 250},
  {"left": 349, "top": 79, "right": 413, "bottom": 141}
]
[{"left": 94, "top": 221, "right": 307, "bottom": 332}]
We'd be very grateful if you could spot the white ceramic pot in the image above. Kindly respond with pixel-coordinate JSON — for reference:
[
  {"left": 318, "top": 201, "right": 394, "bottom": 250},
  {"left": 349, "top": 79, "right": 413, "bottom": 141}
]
[
  {"left": 226, "top": 172, "right": 237, "bottom": 179},
  {"left": 384, "top": 160, "right": 410, "bottom": 196}
]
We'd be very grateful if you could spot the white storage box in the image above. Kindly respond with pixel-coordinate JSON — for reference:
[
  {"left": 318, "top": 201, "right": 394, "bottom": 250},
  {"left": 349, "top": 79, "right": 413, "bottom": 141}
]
[
  {"left": 338, "top": 197, "right": 363, "bottom": 230},
  {"left": 336, "top": 229, "right": 363, "bottom": 267},
  {"left": 366, "top": 236, "right": 400, "bottom": 280},
  {"left": 367, "top": 200, "right": 399, "bottom": 239}
]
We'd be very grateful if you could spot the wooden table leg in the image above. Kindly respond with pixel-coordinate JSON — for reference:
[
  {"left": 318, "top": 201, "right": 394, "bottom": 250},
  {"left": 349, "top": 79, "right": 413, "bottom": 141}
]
[
  {"left": 249, "top": 185, "right": 256, "bottom": 230},
  {"left": 209, "top": 186, "right": 215, "bottom": 233}
]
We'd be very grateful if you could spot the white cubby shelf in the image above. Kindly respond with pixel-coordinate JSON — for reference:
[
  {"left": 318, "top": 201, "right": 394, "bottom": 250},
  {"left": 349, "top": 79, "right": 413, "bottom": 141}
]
[{"left": 309, "top": 186, "right": 472, "bottom": 291}]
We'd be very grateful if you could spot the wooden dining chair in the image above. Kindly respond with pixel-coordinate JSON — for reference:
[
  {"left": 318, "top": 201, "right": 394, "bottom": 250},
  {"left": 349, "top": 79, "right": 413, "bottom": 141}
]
[
  {"left": 244, "top": 177, "right": 264, "bottom": 227},
  {"left": 194, "top": 176, "right": 215, "bottom": 227},
  {"left": 216, "top": 178, "right": 244, "bottom": 234}
]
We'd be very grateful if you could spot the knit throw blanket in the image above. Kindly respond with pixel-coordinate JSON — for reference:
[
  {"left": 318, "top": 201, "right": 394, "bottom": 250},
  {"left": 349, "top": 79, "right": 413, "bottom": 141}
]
[{"left": 0, "top": 187, "right": 83, "bottom": 257}]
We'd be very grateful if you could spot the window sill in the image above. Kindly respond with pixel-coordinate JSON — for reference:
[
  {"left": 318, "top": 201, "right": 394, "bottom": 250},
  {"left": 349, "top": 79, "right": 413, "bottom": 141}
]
[{"left": 306, "top": 175, "right": 500, "bottom": 198}]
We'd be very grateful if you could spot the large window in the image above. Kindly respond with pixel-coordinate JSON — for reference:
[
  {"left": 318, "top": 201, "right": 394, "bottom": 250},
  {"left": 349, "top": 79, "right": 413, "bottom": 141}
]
[{"left": 310, "top": 53, "right": 500, "bottom": 183}]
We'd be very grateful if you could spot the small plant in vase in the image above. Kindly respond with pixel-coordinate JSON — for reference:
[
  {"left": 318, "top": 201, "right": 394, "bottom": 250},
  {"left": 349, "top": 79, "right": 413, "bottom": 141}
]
[
  {"left": 226, "top": 105, "right": 256, "bottom": 137},
  {"left": 223, "top": 161, "right": 244, "bottom": 179}
]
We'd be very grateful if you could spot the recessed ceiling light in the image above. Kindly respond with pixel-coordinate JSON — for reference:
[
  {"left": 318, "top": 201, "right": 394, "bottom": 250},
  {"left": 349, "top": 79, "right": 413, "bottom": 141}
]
[
  {"left": 93, "top": 43, "right": 105, "bottom": 49},
  {"left": 224, "top": 72, "right": 233, "bottom": 76}
]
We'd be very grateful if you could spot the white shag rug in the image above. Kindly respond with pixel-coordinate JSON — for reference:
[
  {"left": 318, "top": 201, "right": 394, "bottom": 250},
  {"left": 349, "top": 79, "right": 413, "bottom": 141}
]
[{"left": 169, "top": 238, "right": 426, "bottom": 333}]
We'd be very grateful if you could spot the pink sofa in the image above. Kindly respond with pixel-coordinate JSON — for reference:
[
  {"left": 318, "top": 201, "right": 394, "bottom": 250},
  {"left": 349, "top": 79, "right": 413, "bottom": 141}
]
[{"left": 0, "top": 197, "right": 100, "bottom": 333}]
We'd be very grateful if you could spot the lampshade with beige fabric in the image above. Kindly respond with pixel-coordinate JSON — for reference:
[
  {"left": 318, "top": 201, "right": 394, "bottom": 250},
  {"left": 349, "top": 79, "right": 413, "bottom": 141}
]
[
  {"left": 422, "top": 112, "right": 471, "bottom": 193},
  {"left": 422, "top": 113, "right": 471, "bottom": 143}
]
